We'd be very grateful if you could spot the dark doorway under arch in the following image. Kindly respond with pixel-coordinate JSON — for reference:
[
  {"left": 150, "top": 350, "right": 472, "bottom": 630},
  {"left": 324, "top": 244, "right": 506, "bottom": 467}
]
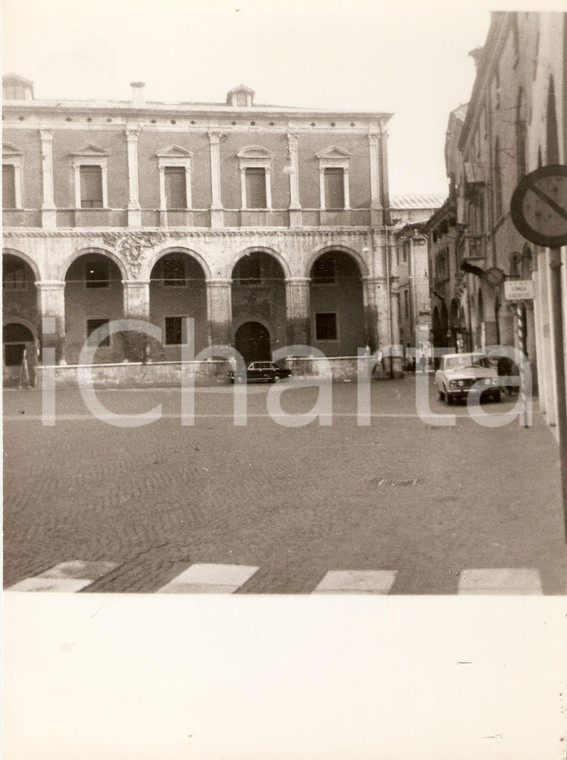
[{"left": 235, "top": 322, "right": 271, "bottom": 364}]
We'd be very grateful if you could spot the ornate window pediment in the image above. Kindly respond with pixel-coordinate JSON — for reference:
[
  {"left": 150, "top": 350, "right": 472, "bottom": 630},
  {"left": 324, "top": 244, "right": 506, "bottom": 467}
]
[
  {"left": 155, "top": 145, "right": 193, "bottom": 159},
  {"left": 2, "top": 143, "right": 23, "bottom": 157},
  {"left": 315, "top": 146, "right": 352, "bottom": 161},
  {"left": 237, "top": 146, "right": 273, "bottom": 162},
  {"left": 70, "top": 144, "right": 109, "bottom": 158}
]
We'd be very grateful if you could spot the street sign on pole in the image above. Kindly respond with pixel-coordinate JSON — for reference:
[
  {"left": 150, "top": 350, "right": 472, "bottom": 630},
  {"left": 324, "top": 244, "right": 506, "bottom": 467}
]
[
  {"left": 504, "top": 280, "right": 534, "bottom": 301},
  {"left": 510, "top": 165, "right": 567, "bottom": 248}
]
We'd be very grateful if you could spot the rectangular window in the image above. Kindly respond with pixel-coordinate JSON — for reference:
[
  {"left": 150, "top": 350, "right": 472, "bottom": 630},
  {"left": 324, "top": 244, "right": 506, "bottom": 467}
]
[
  {"left": 165, "top": 316, "right": 188, "bottom": 345},
  {"left": 80, "top": 165, "right": 103, "bottom": 208},
  {"left": 162, "top": 257, "right": 186, "bottom": 286},
  {"left": 237, "top": 256, "right": 262, "bottom": 284},
  {"left": 245, "top": 168, "right": 267, "bottom": 209},
  {"left": 313, "top": 258, "right": 336, "bottom": 284},
  {"left": 3, "top": 164, "right": 16, "bottom": 209},
  {"left": 324, "top": 168, "right": 345, "bottom": 209},
  {"left": 4, "top": 344, "right": 25, "bottom": 366},
  {"left": 315, "top": 312, "right": 338, "bottom": 341},
  {"left": 164, "top": 167, "right": 187, "bottom": 209},
  {"left": 85, "top": 259, "right": 110, "bottom": 288},
  {"left": 87, "top": 319, "right": 110, "bottom": 347}
]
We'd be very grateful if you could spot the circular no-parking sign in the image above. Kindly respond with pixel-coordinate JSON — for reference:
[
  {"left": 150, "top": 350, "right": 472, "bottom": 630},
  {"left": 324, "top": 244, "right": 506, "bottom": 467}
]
[{"left": 510, "top": 165, "right": 567, "bottom": 248}]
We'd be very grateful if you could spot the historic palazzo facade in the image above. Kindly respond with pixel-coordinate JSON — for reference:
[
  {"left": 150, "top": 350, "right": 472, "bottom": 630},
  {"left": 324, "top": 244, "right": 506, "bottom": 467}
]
[{"left": 2, "top": 76, "right": 400, "bottom": 383}]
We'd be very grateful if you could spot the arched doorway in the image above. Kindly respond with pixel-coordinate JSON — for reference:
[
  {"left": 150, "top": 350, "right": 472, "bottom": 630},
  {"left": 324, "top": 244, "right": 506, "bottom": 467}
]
[
  {"left": 3, "top": 322, "right": 36, "bottom": 386},
  {"left": 235, "top": 321, "right": 271, "bottom": 364}
]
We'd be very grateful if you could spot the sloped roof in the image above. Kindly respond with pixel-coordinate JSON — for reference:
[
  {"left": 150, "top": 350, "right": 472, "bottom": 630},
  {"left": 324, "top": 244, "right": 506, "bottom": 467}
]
[{"left": 390, "top": 193, "right": 446, "bottom": 210}]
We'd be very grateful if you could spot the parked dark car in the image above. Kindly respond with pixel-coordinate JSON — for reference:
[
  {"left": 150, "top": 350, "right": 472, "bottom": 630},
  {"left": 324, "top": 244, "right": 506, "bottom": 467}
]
[{"left": 228, "top": 361, "right": 292, "bottom": 384}]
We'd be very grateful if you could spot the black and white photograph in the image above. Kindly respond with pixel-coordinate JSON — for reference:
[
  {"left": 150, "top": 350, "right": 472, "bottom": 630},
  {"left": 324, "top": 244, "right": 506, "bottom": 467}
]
[{"left": 3, "top": 0, "right": 567, "bottom": 758}]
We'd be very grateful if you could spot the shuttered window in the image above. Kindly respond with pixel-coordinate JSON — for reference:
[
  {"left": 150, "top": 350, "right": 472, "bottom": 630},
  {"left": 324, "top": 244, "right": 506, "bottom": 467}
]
[
  {"left": 324, "top": 168, "right": 345, "bottom": 209},
  {"left": 165, "top": 317, "right": 188, "bottom": 345},
  {"left": 164, "top": 167, "right": 187, "bottom": 209},
  {"left": 2, "top": 165, "right": 16, "bottom": 209},
  {"left": 245, "top": 168, "right": 267, "bottom": 209},
  {"left": 80, "top": 165, "right": 103, "bottom": 208}
]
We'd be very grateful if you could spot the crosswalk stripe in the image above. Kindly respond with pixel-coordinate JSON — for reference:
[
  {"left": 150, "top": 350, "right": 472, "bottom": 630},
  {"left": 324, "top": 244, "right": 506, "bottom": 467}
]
[
  {"left": 312, "top": 570, "right": 398, "bottom": 594},
  {"left": 458, "top": 568, "right": 543, "bottom": 595},
  {"left": 156, "top": 563, "right": 259, "bottom": 594},
  {"left": 6, "top": 560, "right": 117, "bottom": 593}
]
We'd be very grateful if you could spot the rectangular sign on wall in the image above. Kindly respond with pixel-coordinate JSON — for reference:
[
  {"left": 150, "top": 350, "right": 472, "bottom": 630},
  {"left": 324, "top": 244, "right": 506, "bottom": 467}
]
[{"left": 504, "top": 280, "right": 534, "bottom": 301}]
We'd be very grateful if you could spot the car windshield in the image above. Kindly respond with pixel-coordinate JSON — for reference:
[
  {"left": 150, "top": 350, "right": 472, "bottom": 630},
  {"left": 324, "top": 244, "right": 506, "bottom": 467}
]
[{"left": 444, "top": 355, "right": 490, "bottom": 370}]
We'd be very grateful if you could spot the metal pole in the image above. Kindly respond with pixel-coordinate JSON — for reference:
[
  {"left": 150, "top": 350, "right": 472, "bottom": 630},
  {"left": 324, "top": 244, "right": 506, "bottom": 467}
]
[
  {"left": 549, "top": 248, "right": 567, "bottom": 541},
  {"left": 516, "top": 302, "right": 529, "bottom": 428}
]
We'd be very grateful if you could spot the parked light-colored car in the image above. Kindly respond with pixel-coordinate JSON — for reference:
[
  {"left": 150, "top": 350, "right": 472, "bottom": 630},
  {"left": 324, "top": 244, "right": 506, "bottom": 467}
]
[{"left": 434, "top": 353, "right": 501, "bottom": 404}]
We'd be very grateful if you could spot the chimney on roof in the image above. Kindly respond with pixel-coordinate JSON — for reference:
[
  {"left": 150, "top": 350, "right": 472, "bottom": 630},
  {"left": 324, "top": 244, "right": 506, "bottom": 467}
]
[{"left": 130, "top": 81, "right": 145, "bottom": 107}]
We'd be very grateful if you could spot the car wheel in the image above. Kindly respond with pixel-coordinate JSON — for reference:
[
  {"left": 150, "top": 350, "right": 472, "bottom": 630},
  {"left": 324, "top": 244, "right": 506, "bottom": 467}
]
[
  {"left": 445, "top": 389, "right": 453, "bottom": 405},
  {"left": 273, "top": 375, "right": 281, "bottom": 383},
  {"left": 438, "top": 388, "right": 445, "bottom": 401}
]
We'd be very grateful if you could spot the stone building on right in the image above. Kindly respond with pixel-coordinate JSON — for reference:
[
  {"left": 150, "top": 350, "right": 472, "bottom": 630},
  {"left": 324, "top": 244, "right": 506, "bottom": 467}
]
[{"left": 426, "top": 11, "right": 567, "bottom": 430}]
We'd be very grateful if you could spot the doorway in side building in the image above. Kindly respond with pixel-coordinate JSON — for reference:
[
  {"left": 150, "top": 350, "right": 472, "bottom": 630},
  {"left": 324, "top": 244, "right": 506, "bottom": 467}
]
[{"left": 234, "top": 321, "right": 271, "bottom": 365}]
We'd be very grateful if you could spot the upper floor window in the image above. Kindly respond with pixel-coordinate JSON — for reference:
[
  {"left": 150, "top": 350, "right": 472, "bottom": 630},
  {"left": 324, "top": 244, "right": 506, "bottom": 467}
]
[
  {"left": 2, "top": 143, "right": 23, "bottom": 209},
  {"left": 3, "top": 164, "right": 17, "bottom": 209},
  {"left": 156, "top": 146, "right": 192, "bottom": 210},
  {"left": 245, "top": 168, "right": 267, "bottom": 209},
  {"left": 238, "top": 147, "right": 272, "bottom": 210},
  {"left": 85, "top": 259, "right": 110, "bottom": 288},
  {"left": 316, "top": 147, "right": 351, "bottom": 210},
  {"left": 80, "top": 165, "right": 104, "bottom": 208},
  {"left": 313, "top": 256, "right": 336, "bottom": 284},
  {"left": 71, "top": 145, "right": 109, "bottom": 209},
  {"left": 164, "top": 167, "right": 187, "bottom": 209},
  {"left": 494, "top": 138, "right": 503, "bottom": 220},
  {"left": 324, "top": 168, "right": 345, "bottom": 209}
]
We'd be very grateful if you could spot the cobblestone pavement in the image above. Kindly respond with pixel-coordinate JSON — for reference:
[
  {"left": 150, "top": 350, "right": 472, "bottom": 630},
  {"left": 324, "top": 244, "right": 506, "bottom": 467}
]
[{"left": 3, "top": 377, "right": 567, "bottom": 594}]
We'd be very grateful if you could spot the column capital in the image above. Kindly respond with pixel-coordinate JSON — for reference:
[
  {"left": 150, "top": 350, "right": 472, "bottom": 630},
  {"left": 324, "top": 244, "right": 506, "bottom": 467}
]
[
  {"left": 208, "top": 131, "right": 223, "bottom": 144},
  {"left": 368, "top": 132, "right": 380, "bottom": 146},
  {"left": 363, "top": 275, "right": 387, "bottom": 286},
  {"left": 39, "top": 128, "right": 53, "bottom": 141},
  {"left": 285, "top": 277, "right": 311, "bottom": 285},
  {"left": 125, "top": 127, "right": 141, "bottom": 141}
]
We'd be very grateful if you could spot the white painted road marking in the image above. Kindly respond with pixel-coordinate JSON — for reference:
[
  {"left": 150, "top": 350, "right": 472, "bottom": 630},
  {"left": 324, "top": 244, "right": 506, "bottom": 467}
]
[
  {"left": 458, "top": 568, "right": 543, "bottom": 595},
  {"left": 6, "top": 560, "right": 117, "bottom": 593},
  {"left": 156, "top": 563, "right": 259, "bottom": 594},
  {"left": 312, "top": 570, "right": 398, "bottom": 594}
]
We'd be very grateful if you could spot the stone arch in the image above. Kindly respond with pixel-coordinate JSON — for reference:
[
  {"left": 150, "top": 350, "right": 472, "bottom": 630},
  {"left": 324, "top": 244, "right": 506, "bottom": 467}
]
[
  {"left": 233, "top": 320, "right": 272, "bottom": 364},
  {"left": 230, "top": 246, "right": 290, "bottom": 280},
  {"left": 309, "top": 246, "right": 365, "bottom": 356},
  {"left": 306, "top": 244, "right": 368, "bottom": 279},
  {"left": 61, "top": 247, "right": 128, "bottom": 282},
  {"left": 3, "top": 317, "right": 38, "bottom": 337},
  {"left": 144, "top": 245, "right": 211, "bottom": 282},
  {"left": 2, "top": 248, "right": 42, "bottom": 282},
  {"left": 148, "top": 249, "right": 208, "bottom": 359},
  {"left": 231, "top": 248, "right": 287, "bottom": 353},
  {"left": 64, "top": 250, "right": 125, "bottom": 364}
]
